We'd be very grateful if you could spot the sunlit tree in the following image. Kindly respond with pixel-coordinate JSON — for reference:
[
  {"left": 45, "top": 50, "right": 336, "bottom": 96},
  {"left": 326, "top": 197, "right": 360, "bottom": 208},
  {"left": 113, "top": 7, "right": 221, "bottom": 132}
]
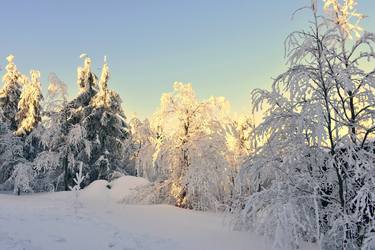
[
  {"left": 130, "top": 117, "right": 164, "bottom": 181},
  {"left": 232, "top": 0, "right": 375, "bottom": 249},
  {"left": 134, "top": 82, "right": 235, "bottom": 210},
  {"left": 66, "top": 56, "right": 131, "bottom": 185},
  {"left": 15, "top": 70, "right": 43, "bottom": 136},
  {"left": 0, "top": 55, "right": 26, "bottom": 130}
]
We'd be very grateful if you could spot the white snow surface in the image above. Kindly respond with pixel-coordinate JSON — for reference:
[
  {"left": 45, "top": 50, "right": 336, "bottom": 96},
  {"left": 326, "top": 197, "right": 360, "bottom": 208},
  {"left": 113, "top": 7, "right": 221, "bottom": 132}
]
[{"left": 0, "top": 176, "right": 316, "bottom": 250}]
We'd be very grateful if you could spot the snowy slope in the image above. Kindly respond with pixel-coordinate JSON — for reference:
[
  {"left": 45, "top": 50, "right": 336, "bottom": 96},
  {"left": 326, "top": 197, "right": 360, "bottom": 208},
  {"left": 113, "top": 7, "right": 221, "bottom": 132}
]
[{"left": 0, "top": 177, "right": 316, "bottom": 250}]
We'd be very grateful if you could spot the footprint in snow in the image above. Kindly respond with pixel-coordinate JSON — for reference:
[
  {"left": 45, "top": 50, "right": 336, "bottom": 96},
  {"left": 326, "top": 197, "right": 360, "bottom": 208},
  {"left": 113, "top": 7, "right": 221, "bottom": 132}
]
[{"left": 55, "top": 237, "right": 67, "bottom": 243}]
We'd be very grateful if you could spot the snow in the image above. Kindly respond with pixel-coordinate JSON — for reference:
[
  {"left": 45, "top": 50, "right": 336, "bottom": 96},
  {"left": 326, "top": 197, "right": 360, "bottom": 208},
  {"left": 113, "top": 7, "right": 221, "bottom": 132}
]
[
  {"left": 0, "top": 176, "right": 318, "bottom": 250},
  {"left": 80, "top": 176, "right": 150, "bottom": 204},
  {"left": 108, "top": 176, "right": 150, "bottom": 202}
]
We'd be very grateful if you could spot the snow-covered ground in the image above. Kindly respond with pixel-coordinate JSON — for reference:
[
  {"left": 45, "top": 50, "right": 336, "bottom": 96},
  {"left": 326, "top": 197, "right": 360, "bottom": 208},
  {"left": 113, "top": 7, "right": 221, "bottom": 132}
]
[{"left": 0, "top": 177, "right": 316, "bottom": 250}]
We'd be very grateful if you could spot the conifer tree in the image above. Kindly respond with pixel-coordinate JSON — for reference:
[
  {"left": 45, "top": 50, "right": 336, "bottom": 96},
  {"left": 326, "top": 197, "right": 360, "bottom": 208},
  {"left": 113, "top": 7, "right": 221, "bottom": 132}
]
[
  {"left": 15, "top": 70, "right": 43, "bottom": 136},
  {"left": 64, "top": 55, "right": 131, "bottom": 185},
  {"left": 0, "top": 55, "right": 25, "bottom": 130},
  {"left": 0, "top": 121, "right": 25, "bottom": 187},
  {"left": 85, "top": 57, "right": 131, "bottom": 181}
]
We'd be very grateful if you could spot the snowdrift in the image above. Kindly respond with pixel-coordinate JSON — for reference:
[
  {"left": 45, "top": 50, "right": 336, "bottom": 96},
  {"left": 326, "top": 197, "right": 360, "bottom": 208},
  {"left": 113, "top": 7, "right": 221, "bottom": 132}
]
[{"left": 80, "top": 176, "right": 150, "bottom": 204}]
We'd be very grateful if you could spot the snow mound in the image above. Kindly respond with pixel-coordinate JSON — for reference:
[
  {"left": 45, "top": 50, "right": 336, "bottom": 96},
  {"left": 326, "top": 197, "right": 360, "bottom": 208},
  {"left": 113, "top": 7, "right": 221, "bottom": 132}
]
[
  {"left": 109, "top": 176, "right": 150, "bottom": 203},
  {"left": 80, "top": 176, "right": 150, "bottom": 204},
  {"left": 80, "top": 180, "right": 110, "bottom": 203}
]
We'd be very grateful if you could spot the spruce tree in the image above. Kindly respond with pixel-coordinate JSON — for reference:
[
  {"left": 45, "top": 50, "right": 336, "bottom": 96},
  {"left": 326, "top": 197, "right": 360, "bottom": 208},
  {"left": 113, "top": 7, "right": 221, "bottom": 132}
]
[
  {"left": 0, "top": 55, "right": 25, "bottom": 130},
  {"left": 15, "top": 70, "right": 43, "bottom": 136},
  {"left": 65, "top": 56, "right": 131, "bottom": 185},
  {"left": 0, "top": 121, "right": 25, "bottom": 187}
]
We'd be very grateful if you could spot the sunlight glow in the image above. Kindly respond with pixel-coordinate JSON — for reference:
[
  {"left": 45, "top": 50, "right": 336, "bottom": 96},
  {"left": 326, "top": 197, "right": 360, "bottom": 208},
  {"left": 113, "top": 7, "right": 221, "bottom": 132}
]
[{"left": 323, "top": 0, "right": 365, "bottom": 38}]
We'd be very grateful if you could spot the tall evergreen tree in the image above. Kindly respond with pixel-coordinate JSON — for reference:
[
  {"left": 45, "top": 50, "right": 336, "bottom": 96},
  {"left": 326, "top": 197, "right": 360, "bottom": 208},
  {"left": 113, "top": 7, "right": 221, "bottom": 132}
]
[
  {"left": 15, "top": 70, "right": 43, "bottom": 136},
  {"left": 65, "top": 56, "right": 132, "bottom": 185},
  {"left": 0, "top": 55, "right": 25, "bottom": 130},
  {"left": 0, "top": 57, "right": 37, "bottom": 193},
  {"left": 0, "top": 121, "right": 25, "bottom": 187}
]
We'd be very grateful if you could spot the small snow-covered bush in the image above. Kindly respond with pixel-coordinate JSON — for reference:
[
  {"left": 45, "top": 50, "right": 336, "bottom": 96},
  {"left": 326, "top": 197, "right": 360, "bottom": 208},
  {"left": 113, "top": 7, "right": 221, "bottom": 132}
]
[{"left": 12, "top": 162, "right": 34, "bottom": 194}]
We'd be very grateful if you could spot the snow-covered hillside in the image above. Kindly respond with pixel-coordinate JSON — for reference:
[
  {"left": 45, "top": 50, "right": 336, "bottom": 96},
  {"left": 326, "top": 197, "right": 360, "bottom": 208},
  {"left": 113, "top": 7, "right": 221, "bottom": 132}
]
[{"left": 0, "top": 176, "right": 272, "bottom": 250}]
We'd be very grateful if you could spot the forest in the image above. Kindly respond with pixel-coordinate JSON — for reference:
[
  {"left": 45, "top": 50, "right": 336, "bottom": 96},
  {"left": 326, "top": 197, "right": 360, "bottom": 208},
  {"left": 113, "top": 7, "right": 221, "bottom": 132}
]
[{"left": 0, "top": 1, "right": 374, "bottom": 250}]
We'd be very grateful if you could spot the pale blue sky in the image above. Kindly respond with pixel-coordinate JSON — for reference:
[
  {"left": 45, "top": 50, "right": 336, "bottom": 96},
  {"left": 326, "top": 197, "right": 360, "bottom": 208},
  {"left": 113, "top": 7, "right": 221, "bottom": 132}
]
[{"left": 1, "top": 0, "right": 374, "bottom": 118}]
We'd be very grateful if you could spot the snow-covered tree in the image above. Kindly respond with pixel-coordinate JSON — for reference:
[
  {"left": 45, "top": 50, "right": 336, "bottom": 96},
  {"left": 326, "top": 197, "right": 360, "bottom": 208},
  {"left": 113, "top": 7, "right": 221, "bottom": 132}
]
[
  {"left": 0, "top": 55, "right": 25, "bottom": 130},
  {"left": 231, "top": 0, "right": 375, "bottom": 249},
  {"left": 134, "top": 82, "right": 235, "bottom": 210},
  {"left": 15, "top": 70, "right": 43, "bottom": 136},
  {"left": 225, "top": 115, "right": 256, "bottom": 171},
  {"left": 64, "top": 55, "right": 131, "bottom": 185},
  {"left": 0, "top": 121, "right": 25, "bottom": 188},
  {"left": 0, "top": 58, "right": 41, "bottom": 193},
  {"left": 24, "top": 56, "right": 131, "bottom": 191},
  {"left": 77, "top": 54, "right": 96, "bottom": 94},
  {"left": 223, "top": 115, "right": 256, "bottom": 203},
  {"left": 44, "top": 73, "right": 68, "bottom": 115},
  {"left": 32, "top": 122, "right": 90, "bottom": 191},
  {"left": 12, "top": 162, "right": 34, "bottom": 195},
  {"left": 92, "top": 56, "right": 111, "bottom": 109},
  {"left": 130, "top": 117, "right": 163, "bottom": 181},
  {"left": 0, "top": 120, "right": 33, "bottom": 194},
  {"left": 69, "top": 163, "right": 85, "bottom": 191},
  {"left": 23, "top": 73, "right": 89, "bottom": 191}
]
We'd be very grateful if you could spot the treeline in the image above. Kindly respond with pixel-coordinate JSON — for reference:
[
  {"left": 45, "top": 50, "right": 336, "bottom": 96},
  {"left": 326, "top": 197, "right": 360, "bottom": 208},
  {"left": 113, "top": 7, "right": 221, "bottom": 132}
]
[
  {"left": 0, "top": 0, "right": 374, "bottom": 249},
  {"left": 0, "top": 54, "right": 253, "bottom": 202},
  {"left": 0, "top": 55, "right": 132, "bottom": 193}
]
